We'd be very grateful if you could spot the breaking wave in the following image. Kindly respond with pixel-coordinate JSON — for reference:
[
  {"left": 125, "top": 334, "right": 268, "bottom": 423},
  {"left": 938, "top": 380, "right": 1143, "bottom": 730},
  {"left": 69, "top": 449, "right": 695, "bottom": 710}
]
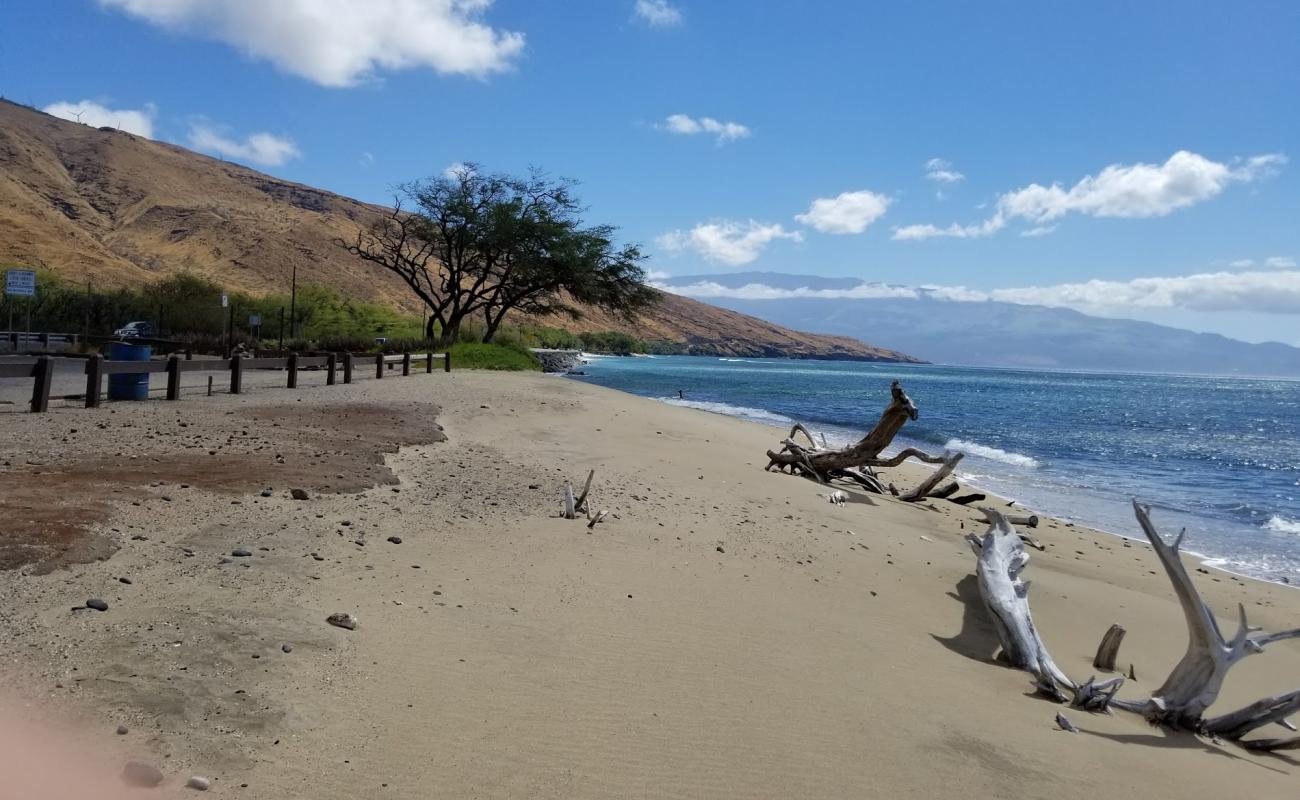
[
  {"left": 662, "top": 398, "right": 794, "bottom": 427},
  {"left": 945, "top": 438, "right": 1041, "bottom": 468},
  {"left": 1266, "top": 516, "right": 1300, "bottom": 535}
]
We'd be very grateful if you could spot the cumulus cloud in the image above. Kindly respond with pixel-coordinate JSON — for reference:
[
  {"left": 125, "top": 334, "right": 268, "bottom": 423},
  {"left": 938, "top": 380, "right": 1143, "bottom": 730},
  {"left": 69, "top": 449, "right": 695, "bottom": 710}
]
[
  {"left": 895, "top": 150, "right": 1287, "bottom": 241},
  {"left": 924, "top": 157, "right": 964, "bottom": 183},
  {"left": 99, "top": 0, "right": 525, "bottom": 87},
  {"left": 188, "top": 123, "right": 300, "bottom": 167},
  {"left": 42, "top": 100, "right": 155, "bottom": 137},
  {"left": 443, "top": 161, "right": 474, "bottom": 179},
  {"left": 794, "top": 190, "right": 891, "bottom": 234},
  {"left": 656, "top": 220, "right": 802, "bottom": 266},
  {"left": 657, "top": 270, "right": 1300, "bottom": 315},
  {"left": 634, "top": 0, "right": 682, "bottom": 26},
  {"left": 1266, "top": 256, "right": 1297, "bottom": 269},
  {"left": 659, "top": 114, "right": 751, "bottom": 144}
]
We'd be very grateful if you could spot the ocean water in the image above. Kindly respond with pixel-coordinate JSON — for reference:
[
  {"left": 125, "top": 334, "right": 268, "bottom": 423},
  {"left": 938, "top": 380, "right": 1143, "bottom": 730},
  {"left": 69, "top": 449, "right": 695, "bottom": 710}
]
[{"left": 570, "top": 356, "right": 1300, "bottom": 584}]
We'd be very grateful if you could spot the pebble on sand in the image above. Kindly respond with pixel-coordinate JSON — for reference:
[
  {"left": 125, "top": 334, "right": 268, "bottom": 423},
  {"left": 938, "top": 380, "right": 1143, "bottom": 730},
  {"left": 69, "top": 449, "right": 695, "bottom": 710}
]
[
  {"left": 116, "top": 724, "right": 129, "bottom": 735},
  {"left": 291, "top": 488, "right": 310, "bottom": 500},
  {"left": 122, "top": 761, "right": 165, "bottom": 788},
  {"left": 326, "top": 612, "right": 358, "bottom": 630},
  {"left": 282, "top": 643, "right": 293, "bottom": 653},
  {"left": 387, "top": 536, "right": 402, "bottom": 544},
  {"left": 186, "top": 775, "right": 211, "bottom": 791},
  {"left": 86, "top": 598, "right": 109, "bottom": 611},
  {"left": 231, "top": 549, "right": 252, "bottom": 557}
]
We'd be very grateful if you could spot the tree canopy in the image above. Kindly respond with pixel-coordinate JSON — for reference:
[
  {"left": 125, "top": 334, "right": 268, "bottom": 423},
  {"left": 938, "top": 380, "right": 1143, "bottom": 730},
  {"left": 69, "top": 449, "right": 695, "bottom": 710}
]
[{"left": 342, "top": 164, "right": 658, "bottom": 344}]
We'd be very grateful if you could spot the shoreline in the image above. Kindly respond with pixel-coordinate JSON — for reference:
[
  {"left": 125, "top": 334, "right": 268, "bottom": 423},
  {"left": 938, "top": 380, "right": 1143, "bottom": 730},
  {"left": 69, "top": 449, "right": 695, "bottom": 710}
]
[{"left": 2, "top": 370, "right": 1299, "bottom": 797}]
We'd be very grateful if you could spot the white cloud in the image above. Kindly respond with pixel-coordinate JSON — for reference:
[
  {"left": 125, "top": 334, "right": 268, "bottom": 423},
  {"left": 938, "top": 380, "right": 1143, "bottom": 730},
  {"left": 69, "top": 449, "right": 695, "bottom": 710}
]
[
  {"left": 659, "top": 114, "right": 751, "bottom": 144},
  {"left": 634, "top": 0, "right": 682, "bottom": 26},
  {"left": 660, "top": 280, "right": 919, "bottom": 301},
  {"left": 42, "top": 100, "right": 155, "bottom": 137},
  {"left": 656, "top": 220, "right": 802, "bottom": 266},
  {"left": 1019, "top": 225, "right": 1057, "bottom": 238},
  {"left": 658, "top": 270, "right": 1300, "bottom": 315},
  {"left": 1230, "top": 259, "right": 1257, "bottom": 268},
  {"left": 925, "top": 157, "right": 965, "bottom": 183},
  {"left": 794, "top": 190, "right": 891, "bottom": 234},
  {"left": 1266, "top": 256, "right": 1297, "bottom": 269},
  {"left": 896, "top": 150, "right": 1287, "bottom": 241},
  {"left": 99, "top": 0, "right": 525, "bottom": 87},
  {"left": 443, "top": 161, "right": 473, "bottom": 179},
  {"left": 360, "top": 151, "right": 375, "bottom": 167},
  {"left": 645, "top": 270, "right": 673, "bottom": 281},
  {"left": 188, "top": 123, "right": 300, "bottom": 167}
]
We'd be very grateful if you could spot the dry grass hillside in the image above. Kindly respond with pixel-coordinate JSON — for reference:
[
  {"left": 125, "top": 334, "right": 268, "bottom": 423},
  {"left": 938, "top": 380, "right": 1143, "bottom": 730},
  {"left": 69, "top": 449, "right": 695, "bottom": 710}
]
[{"left": 0, "top": 100, "right": 918, "bottom": 361}]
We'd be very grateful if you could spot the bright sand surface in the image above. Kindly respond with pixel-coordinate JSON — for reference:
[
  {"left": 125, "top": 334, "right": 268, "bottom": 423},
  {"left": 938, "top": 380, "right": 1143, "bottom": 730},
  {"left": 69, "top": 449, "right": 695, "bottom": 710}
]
[{"left": 2, "top": 369, "right": 1299, "bottom": 798}]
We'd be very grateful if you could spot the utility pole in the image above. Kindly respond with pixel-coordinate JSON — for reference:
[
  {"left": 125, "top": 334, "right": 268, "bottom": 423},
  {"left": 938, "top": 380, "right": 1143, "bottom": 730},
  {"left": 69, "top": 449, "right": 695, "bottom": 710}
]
[{"left": 289, "top": 263, "right": 298, "bottom": 340}]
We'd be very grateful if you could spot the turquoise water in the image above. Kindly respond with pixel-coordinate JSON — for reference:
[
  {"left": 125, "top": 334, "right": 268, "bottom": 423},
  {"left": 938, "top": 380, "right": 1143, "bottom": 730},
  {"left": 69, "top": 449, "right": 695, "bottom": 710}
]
[{"left": 569, "top": 356, "right": 1300, "bottom": 584}]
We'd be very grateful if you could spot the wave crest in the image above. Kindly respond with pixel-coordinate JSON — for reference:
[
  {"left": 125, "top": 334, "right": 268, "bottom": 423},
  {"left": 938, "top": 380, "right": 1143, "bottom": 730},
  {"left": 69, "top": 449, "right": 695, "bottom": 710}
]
[
  {"left": 662, "top": 398, "right": 794, "bottom": 427},
  {"left": 945, "top": 438, "right": 1041, "bottom": 468},
  {"left": 1266, "top": 516, "right": 1300, "bottom": 535}
]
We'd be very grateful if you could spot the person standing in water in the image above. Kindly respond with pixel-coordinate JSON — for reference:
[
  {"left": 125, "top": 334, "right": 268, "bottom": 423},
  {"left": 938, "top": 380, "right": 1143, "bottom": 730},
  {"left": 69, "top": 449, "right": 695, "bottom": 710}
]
[{"left": 677, "top": 389, "right": 684, "bottom": 399}]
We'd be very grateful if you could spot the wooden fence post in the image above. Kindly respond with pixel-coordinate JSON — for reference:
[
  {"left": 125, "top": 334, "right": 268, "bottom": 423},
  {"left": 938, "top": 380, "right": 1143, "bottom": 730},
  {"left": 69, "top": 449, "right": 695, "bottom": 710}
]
[
  {"left": 230, "top": 354, "right": 243, "bottom": 395},
  {"left": 402, "top": 352, "right": 411, "bottom": 376},
  {"left": 425, "top": 350, "right": 434, "bottom": 374},
  {"left": 326, "top": 352, "right": 337, "bottom": 385},
  {"left": 375, "top": 352, "right": 384, "bottom": 379},
  {"left": 444, "top": 350, "right": 452, "bottom": 373},
  {"left": 84, "top": 354, "right": 102, "bottom": 408},
  {"left": 343, "top": 353, "right": 353, "bottom": 384},
  {"left": 166, "top": 355, "right": 181, "bottom": 400},
  {"left": 287, "top": 353, "right": 298, "bottom": 388},
  {"left": 30, "top": 356, "right": 53, "bottom": 413}
]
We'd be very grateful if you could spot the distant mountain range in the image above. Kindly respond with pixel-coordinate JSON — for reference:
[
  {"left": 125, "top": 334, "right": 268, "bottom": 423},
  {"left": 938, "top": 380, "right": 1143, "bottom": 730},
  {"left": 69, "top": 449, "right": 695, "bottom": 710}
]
[
  {"left": 0, "top": 100, "right": 915, "bottom": 362},
  {"left": 660, "top": 272, "right": 1300, "bottom": 377}
]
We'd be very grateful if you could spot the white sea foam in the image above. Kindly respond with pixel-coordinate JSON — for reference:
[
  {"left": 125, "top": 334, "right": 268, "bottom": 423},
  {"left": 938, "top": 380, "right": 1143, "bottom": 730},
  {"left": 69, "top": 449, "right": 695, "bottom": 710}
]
[
  {"left": 662, "top": 398, "right": 794, "bottom": 427},
  {"left": 1266, "top": 516, "right": 1300, "bottom": 535},
  {"left": 945, "top": 438, "right": 1041, "bottom": 468}
]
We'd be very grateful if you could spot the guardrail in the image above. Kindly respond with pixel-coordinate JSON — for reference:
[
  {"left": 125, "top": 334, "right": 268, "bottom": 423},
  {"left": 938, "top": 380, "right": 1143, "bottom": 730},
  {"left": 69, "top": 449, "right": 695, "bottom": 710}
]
[{"left": 0, "top": 350, "right": 450, "bottom": 413}]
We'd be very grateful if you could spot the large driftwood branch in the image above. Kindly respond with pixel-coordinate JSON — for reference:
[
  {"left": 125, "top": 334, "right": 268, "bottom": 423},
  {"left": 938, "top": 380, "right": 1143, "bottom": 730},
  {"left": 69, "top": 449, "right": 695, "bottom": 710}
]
[
  {"left": 1097, "top": 501, "right": 1300, "bottom": 750},
  {"left": 966, "top": 509, "right": 1123, "bottom": 709},
  {"left": 764, "top": 382, "right": 948, "bottom": 486}
]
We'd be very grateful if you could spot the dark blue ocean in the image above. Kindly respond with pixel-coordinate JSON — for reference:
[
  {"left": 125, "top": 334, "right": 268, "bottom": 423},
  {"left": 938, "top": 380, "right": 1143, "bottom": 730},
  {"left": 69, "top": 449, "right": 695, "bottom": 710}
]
[{"left": 569, "top": 356, "right": 1300, "bottom": 584}]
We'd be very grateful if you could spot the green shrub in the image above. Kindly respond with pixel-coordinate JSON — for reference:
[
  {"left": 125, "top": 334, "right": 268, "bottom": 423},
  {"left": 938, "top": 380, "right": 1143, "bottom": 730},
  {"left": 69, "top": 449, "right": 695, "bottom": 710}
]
[{"left": 448, "top": 342, "right": 541, "bottom": 371}]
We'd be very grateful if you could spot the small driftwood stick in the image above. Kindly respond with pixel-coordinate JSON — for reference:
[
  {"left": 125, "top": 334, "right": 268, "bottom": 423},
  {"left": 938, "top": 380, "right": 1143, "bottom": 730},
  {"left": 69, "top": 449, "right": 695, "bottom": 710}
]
[
  {"left": 947, "top": 492, "right": 987, "bottom": 506},
  {"left": 574, "top": 469, "right": 595, "bottom": 513},
  {"left": 586, "top": 509, "right": 609, "bottom": 529},
  {"left": 1093, "top": 624, "right": 1127, "bottom": 672},
  {"left": 901, "top": 452, "right": 964, "bottom": 502},
  {"left": 563, "top": 483, "right": 576, "bottom": 520},
  {"left": 1006, "top": 514, "right": 1039, "bottom": 529}
]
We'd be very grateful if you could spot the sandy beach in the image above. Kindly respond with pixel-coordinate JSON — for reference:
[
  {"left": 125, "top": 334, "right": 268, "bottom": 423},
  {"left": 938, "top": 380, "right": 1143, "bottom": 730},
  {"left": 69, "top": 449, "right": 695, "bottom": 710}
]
[{"left": 3, "top": 369, "right": 1299, "bottom": 798}]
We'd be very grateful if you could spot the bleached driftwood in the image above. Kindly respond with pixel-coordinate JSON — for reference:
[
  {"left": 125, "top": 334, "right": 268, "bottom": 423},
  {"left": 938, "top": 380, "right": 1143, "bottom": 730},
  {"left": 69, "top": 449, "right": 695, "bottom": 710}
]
[
  {"left": 823, "top": 490, "right": 848, "bottom": 506},
  {"left": 1093, "top": 624, "right": 1127, "bottom": 672},
  {"left": 980, "top": 509, "right": 1045, "bottom": 551},
  {"left": 563, "top": 482, "right": 576, "bottom": 519},
  {"left": 562, "top": 470, "right": 597, "bottom": 520},
  {"left": 586, "top": 508, "right": 609, "bottom": 529},
  {"left": 966, "top": 509, "right": 1123, "bottom": 708},
  {"left": 1101, "top": 502, "right": 1300, "bottom": 749},
  {"left": 764, "top": 381, "right": 947, "bottom": 486}
]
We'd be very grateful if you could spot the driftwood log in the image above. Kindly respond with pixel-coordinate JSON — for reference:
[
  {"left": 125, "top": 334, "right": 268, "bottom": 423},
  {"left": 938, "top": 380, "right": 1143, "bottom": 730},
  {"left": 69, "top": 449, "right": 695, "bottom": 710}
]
[
  {"left": 966, "top": 509, "right": 1124, "bottom": 709},
  {"left": 1096, "top": 502, "right": 1300, "bottom": 749},
  {"left": 1093, "top": 624, "right": 1127, "bottom": 672},
  {"left": 765, "top": 381, "right": 960, "bottom": 501}
]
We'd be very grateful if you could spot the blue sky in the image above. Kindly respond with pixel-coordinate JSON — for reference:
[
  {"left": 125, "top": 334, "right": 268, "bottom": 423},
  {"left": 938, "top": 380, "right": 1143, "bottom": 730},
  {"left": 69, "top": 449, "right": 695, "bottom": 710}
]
[{"left": 5, "top": 0, "right": 1299, "bottom": 343}]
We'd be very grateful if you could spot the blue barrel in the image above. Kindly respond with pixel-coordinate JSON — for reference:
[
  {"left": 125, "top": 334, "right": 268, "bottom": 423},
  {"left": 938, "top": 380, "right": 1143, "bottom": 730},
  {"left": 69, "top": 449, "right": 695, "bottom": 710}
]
[{"left": 107, "top": 341, "right": 152, "bottom": 401}]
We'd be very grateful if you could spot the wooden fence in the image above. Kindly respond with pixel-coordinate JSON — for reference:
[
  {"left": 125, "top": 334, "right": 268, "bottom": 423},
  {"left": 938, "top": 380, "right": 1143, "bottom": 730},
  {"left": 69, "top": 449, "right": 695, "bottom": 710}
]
[{"left": 0, "top": 350, "right": 450, "bottom": 413}]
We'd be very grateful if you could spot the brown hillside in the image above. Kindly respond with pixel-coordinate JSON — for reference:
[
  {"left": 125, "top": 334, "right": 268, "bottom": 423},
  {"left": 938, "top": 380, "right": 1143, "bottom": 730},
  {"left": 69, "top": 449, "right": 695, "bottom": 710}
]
[{"left": 0, "top": 100, "right": 919, "bottom": 361}]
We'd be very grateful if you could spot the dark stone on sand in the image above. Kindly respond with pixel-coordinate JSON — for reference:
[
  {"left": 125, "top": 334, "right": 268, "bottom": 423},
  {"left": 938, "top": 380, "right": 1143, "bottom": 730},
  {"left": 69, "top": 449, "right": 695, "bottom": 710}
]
[
  {"left": 231, "top": 549, "right": 252, "bottom": 557},
  {"left": 387, "top": 536, "right": 402, "bottom": 544},
  {"left": 260, "top": 488, "right": 273, "bottom": 497},
  {"left": 122, "top": 761, "right": 164, "bottom": 788},
  {"left": 282, "top": 643, "right": 293, "bottom": 653},
  {"left": 290, "top": 488, "right": 310, "bottom": 500},
  {"left": 119, "top": 577, "right": 133, "bottom": 584},
  {"left": 86, "top": 598, "right": 109, "bottom": 611},
  {"left": 716, "top": 546, "right": 725, "bottom": 553},
  {"left": 326, "top": 612, "right": 358, "bottom": 630},
  {"left": 116, "top": 724, "right": 129, "bottom": 735}
]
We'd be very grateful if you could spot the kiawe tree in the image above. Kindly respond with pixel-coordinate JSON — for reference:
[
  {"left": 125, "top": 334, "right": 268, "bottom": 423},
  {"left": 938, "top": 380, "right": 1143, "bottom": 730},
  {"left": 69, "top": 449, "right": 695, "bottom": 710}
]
[{"left": 341, "top": 164, "right": 657, "bottom": 345}]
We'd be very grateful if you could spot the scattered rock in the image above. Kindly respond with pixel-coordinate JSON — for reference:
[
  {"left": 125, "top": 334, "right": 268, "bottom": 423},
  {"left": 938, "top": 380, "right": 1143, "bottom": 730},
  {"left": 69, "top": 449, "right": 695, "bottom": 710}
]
[
  {"left": 231, "top": 549, "right": 252, "bottom": 557},
  {"left": 716, "top": 546, "right": 725, "bottom": 553},
  {"left": 281, "top": 643, "right": 293, "bottom": 653},
  {"left": 326, "top": 612, "right": 358, "bottom": 630},
  {"left": 387, "top": 536, "right": 402, "bottom": 544},
  {"left": 119, "top": 577, "right": 133, "bottom": 585},
  {"left": 186, "top": 776, "right": 211, "bottom": 791},
  {"left": 290, "top": 488, "right": 310, "bottom": 500},
  {"left": 260, "top": 488, "right": 273, "bottom": 497},
  {"left": 122, "top": 761, "right": 165, "bottom": 788},
  {"left": 116, "top": 724, "right": 129, "bottom": 735},
  {"left": 86, "top": 598, "right": 109, "bottom": 612}
]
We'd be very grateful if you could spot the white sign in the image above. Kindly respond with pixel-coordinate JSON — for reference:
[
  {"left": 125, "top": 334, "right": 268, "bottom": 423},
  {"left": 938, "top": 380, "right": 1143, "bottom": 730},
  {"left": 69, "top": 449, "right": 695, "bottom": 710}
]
[
  {"left": 5, "top": 269, "right": 36, "bottom": 297},
  {"left": 221, "top": 293, "right": 228, "bottom": 308},
  {"left": 248, "top": 314, "right": 261, "bottom": 327}
]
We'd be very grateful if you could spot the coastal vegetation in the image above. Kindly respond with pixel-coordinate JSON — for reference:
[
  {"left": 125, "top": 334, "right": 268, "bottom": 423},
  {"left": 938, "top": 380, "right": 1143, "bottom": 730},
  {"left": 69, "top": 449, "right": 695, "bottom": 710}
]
[{"left": 341, "top": 164, "right": 659, "bottom": 346}]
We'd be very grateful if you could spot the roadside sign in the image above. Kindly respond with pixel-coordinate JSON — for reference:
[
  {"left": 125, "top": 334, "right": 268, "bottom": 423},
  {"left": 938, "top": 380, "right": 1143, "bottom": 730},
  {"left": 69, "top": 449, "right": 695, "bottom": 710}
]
[
  {"left": 248, "top": 314, "right": 261, "bottom": 327},
  {"left": 5, "top": 269, "right": 36, "bottom": 297},
  {"left": 221, "top": 293, "right": 228, "bottom": 308}
]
